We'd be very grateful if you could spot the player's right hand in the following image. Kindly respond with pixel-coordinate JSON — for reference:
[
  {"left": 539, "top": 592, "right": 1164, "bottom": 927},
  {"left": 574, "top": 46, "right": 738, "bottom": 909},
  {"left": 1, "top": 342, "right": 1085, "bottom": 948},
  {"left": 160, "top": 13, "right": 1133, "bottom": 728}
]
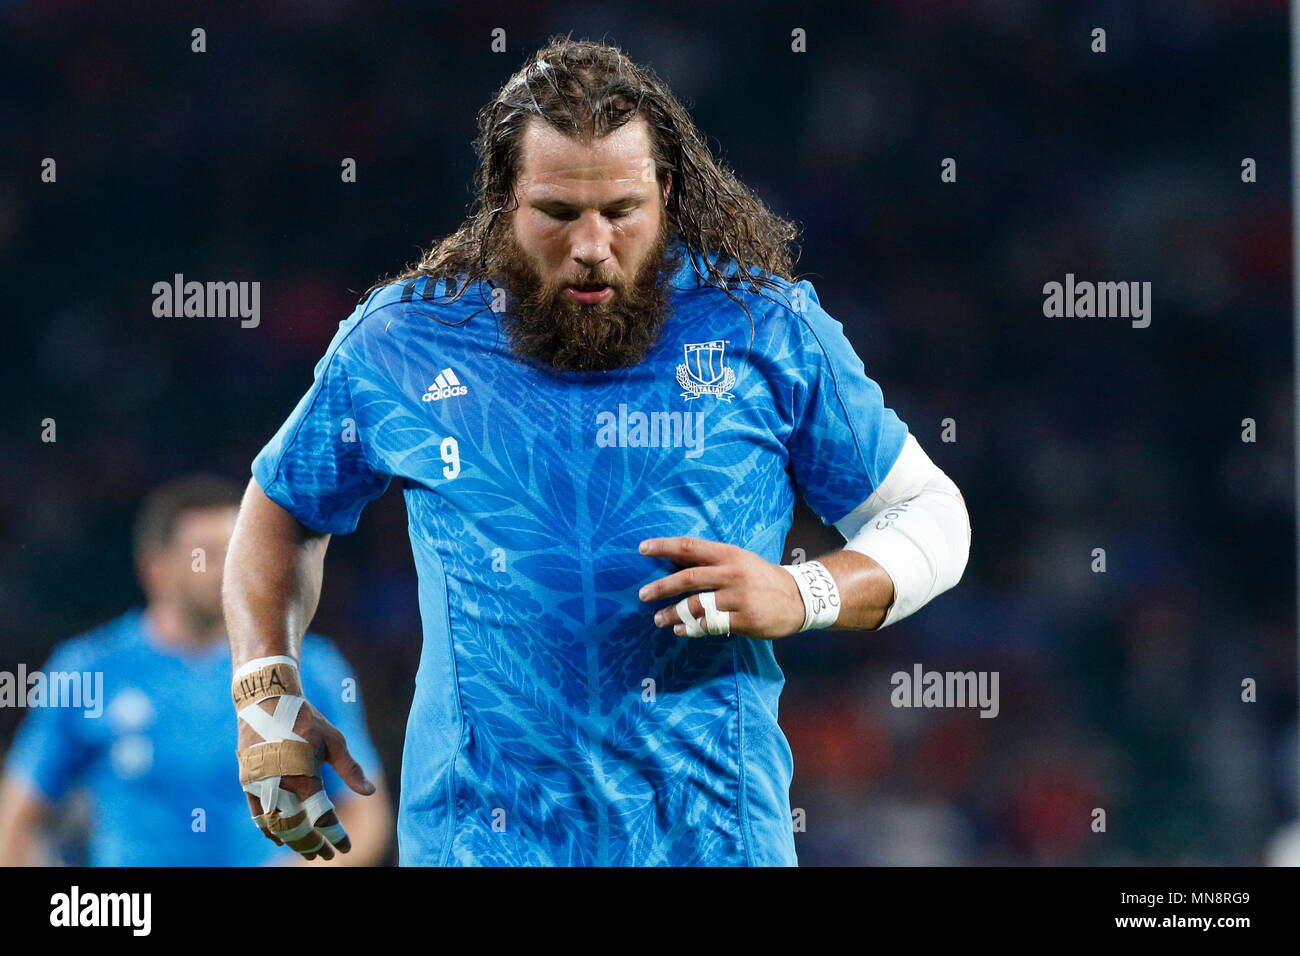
[{"left": 238, "top": 697, "right": 376, "bottom": 861}]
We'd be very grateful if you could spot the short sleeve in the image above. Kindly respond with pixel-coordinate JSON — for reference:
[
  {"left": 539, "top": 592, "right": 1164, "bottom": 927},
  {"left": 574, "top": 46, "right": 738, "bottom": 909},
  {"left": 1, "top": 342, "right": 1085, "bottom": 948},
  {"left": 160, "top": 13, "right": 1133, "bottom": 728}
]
[
  {"left": 783, "top": 282, "right": 909, "bottom": 526},
  {"left": 252, "top": 308, "right": 392, "bottom": 535},
  {"left": 3, "top": 642, "right": 97, "bottom": 802},
  {"left": 299, "top": 635, "right": 383, "bottom": 803}
]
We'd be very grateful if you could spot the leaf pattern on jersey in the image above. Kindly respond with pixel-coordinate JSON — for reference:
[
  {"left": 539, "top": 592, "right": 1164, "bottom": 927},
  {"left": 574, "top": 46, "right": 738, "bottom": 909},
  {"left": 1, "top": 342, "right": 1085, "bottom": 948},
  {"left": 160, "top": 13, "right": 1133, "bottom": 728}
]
[{"left": 415, "top": 352, "right": 759, "bottom": 864}]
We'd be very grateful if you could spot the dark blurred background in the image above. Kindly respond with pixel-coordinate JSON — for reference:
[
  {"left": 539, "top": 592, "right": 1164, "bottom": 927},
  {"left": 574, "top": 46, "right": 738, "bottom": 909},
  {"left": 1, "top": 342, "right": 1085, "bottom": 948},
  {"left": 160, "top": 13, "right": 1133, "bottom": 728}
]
[{"left": 0, "top": 0, "right": 1293, "bottom": 865}]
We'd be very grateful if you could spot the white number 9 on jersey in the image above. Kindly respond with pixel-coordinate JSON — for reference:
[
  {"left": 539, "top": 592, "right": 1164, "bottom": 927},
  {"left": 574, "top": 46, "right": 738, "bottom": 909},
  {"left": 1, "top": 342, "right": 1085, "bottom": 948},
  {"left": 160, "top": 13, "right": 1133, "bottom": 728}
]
[{"left": 440, "top": 436, "right": 461, "bottom": 480}]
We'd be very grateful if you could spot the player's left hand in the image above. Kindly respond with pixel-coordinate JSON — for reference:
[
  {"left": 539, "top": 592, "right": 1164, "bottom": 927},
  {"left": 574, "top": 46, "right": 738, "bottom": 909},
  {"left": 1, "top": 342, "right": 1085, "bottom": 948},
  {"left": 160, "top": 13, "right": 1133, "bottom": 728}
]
[{"left": 637, "top": 536, "right": 805, "bottom": 639}]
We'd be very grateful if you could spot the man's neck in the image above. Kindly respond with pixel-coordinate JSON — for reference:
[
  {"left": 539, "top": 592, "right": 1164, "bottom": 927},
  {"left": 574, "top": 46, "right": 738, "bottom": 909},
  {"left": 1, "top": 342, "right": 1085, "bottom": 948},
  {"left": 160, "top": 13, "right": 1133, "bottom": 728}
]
[{"left": 144, "top": 602, "right": 225, "bottom": 652}]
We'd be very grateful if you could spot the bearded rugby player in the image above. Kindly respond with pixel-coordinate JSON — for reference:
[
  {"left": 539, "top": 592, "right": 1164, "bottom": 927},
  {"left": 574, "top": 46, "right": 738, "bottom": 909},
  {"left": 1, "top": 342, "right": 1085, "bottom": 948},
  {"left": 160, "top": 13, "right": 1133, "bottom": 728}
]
[{"left": 222, "top": 38, "right": 970, "bottom": 866}]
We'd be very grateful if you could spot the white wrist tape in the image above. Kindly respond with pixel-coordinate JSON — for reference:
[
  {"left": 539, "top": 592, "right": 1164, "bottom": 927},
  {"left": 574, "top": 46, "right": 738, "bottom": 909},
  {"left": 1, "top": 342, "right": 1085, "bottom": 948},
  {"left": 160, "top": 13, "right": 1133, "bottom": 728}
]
[
  {"left": 780, "top": 560, "right": 842, "bottom": 631},
  {"left": 834, "top": 433, "right": 971, "bottom": 629},
  {"left": 233, "top": 654, "right": 299, "bottom": 682}
]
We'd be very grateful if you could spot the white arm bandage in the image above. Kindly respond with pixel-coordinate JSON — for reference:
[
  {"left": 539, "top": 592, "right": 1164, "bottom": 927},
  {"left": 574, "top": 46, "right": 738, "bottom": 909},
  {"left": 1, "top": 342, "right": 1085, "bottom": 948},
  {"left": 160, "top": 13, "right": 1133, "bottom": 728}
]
[{"left": 834, "top": 433, "right": 971, "bottom": 628}]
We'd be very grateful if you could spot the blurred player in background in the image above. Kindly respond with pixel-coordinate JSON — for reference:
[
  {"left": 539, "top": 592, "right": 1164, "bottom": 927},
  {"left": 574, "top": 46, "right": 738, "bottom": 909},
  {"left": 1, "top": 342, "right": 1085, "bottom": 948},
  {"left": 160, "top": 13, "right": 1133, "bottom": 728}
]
[
  {"left": 0, "top": 475, "right": 392, "bottom": 866},
  {"left": 223, "top": 39, "right": 969, "bottom": 866}
]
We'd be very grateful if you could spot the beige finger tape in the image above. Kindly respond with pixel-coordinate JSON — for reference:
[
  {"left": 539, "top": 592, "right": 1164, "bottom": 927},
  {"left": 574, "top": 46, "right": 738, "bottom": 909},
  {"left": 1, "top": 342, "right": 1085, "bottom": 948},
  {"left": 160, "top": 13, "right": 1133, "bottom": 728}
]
[
  {"left": 256, "top": 808, "right": 320, "bottom": 850},
  {"left": 259, "top": 808, "right": 308, "bottom": 835},
  {"left": 238, "top": 740, "right": 320, "bottom": 785}
]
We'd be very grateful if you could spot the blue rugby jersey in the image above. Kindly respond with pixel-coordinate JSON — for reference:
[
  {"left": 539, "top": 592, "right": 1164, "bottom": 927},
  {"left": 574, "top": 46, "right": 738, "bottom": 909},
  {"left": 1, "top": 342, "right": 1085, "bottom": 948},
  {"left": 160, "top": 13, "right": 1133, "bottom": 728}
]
[
  {"left": 252, "top": 242, "right": 909, "bottom": 865},
  {"left": 4, "top": 609, "right": 381, "bottom": 866}
]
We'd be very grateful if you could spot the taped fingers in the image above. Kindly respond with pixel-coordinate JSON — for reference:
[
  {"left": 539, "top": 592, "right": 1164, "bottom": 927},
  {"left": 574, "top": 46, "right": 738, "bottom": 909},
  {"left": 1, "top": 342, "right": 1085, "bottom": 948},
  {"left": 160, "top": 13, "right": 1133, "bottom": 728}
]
[
  {"left": 675, "top": 595, "right": 704, "bottom": 636},
  {"left": 700, "top": 591, "right": 731, "bottom": 635},
  {"left": 673, "top": 590, "right": 731, "bottom": 637},
  {"left": 251, "top": 812, "right": 282, "bottom": 846},
  {"left": 302, "top": 789, "right": 351, "bottom": 851},
  {"left": 252, "top": 790, "right": 334, "bottom": 859}
]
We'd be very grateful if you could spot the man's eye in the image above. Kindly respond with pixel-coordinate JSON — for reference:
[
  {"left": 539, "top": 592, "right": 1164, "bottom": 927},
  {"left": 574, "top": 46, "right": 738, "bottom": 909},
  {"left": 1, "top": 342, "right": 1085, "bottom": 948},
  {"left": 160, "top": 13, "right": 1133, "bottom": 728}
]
[{"left": 605, "top": 209, "right": 630, "bottom": 220}]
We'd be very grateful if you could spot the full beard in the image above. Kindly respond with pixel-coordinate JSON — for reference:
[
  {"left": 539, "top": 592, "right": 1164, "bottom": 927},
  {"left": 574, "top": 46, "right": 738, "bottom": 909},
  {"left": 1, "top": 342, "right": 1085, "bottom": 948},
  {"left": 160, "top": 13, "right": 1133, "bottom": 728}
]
[{"left": 488, "top": 219, "right": 679, "bottom": 372}]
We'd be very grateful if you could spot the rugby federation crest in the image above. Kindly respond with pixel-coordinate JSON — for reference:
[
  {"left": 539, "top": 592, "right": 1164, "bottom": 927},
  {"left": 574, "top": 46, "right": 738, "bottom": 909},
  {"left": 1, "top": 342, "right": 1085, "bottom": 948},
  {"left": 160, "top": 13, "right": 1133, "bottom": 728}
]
[{"left": 676, "top": 340, "right": 736, "bottom": 402}]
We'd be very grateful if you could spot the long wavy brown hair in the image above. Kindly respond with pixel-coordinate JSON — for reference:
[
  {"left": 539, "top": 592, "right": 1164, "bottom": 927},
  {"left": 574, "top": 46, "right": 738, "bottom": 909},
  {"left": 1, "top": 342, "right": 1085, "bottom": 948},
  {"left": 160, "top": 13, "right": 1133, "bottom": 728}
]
[{"left": 369, "top": 37, "right": 802, "bottom": 325}]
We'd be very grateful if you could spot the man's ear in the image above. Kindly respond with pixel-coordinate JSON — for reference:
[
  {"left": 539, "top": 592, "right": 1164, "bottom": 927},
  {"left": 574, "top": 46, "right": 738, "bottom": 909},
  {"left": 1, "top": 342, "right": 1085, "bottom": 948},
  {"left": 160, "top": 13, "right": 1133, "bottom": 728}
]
[{"left": 662, "top": 171, "right": 673, "bottom": 203}]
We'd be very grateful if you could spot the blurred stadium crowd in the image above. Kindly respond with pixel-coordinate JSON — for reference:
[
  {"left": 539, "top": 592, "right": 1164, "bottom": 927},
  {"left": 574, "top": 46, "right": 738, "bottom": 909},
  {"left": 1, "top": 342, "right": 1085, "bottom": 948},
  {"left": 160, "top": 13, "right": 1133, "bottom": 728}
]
[{"left": 0, "top": 0, "right": 1292, "bottom": 864}]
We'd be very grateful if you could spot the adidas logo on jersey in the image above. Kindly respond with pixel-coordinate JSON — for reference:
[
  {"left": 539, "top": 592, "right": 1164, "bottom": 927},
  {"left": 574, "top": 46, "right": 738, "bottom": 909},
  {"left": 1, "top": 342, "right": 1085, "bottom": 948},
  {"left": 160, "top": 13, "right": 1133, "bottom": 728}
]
[{"left": 422, "top": 368, "right": 468, "bottom": 402}]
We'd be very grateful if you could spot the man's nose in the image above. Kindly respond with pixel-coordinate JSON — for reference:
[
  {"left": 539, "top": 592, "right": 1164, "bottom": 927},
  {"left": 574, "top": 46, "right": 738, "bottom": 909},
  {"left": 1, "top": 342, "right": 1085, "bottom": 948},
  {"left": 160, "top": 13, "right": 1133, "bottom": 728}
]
[{"left": 570, "top": 212, "right": 611, "bottom": 270}]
